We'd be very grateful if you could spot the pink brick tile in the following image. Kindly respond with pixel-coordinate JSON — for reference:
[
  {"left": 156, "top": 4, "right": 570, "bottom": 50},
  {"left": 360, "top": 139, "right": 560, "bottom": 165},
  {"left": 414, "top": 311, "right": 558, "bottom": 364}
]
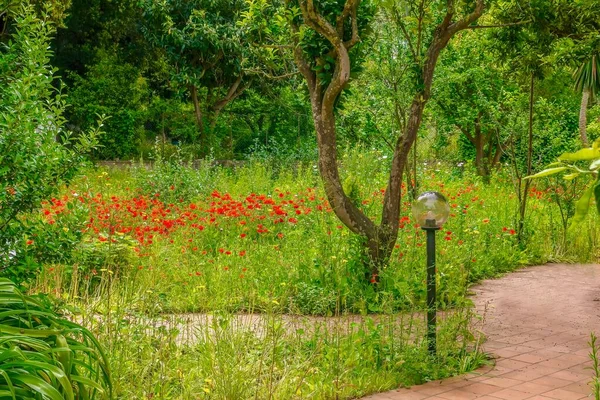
[
  {"left": 547, "top": 369, "right": 589, "bottom": 382},
  {"left": 460, "top": 382, "right": 503, "bottom": 395},
  {"left": 484, "top": 376, "right": 525, "bottom": 387},
  {"left": 487, "top": 388, "right": 531, "bottom": 400},
  {"left": 539, "top": 388, "right": 587, "bottom": 400},
  {"left": 529, "top": 376, "right": 572, "bottom": 388},
  {"left": 510, "top": 381, "right": 555, "bottom": 395},
  {"left": 561, "top": 380, "right": 593, "bottom": 395},
  {"left": 510, "top": 353, "right": 548, "bottom": 364},
  {"left": 436, "top": 390, "right": 480, "bottom": 400}
]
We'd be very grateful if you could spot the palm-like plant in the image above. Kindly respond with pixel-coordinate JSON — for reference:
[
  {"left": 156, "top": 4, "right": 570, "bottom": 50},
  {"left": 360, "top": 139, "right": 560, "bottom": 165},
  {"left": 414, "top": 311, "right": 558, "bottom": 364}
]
[
  {"left": 574, "top": 54, "right": 600, "bottom": 147},
  {"left": 0, "top": 278, "right": 112, "bottom": 399}
]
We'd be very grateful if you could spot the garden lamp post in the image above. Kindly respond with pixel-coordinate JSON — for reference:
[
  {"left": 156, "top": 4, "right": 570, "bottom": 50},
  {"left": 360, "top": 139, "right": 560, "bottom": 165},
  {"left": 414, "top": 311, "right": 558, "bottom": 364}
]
[{"left": 412, "top": 191, "right": 450, "bottom": 356}]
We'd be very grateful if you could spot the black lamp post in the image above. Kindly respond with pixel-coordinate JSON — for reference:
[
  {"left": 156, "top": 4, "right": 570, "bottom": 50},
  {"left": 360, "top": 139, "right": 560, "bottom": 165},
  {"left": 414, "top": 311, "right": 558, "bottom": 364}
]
[{"left": 412, "top": 191, "right": 450, "bottom": 356}]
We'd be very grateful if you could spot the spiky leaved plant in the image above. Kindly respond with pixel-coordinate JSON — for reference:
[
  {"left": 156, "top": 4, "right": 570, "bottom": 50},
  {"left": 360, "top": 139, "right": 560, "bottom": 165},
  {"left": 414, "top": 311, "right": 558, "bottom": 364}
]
[
  {"left": 590, "top": 333, "right": 600, "bottom": 400},
  {"left": 0, "top": 278, "right": 112, "bottom": 399},
  {"left": 574, "top": 54, "right": 600, "bottom": 147}
]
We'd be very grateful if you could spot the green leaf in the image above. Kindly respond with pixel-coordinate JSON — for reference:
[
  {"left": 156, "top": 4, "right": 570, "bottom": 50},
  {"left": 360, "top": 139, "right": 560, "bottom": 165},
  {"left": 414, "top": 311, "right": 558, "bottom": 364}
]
[
  {"left": 569, "top": 182, "right": 596, "bottom": 231},
  {"left": 595, "top": 180, "right": 600, "bottom": 215},
  {"left": 0, "top": 325, "right": 59, "bottom": 338},
  {"left": 70, "top": 374, "right": 105, "bottom": 391},
  {"left": 563, "top": 173, "right": 580, "bottom": 180},
  {"left": 2, "top": 361, "right": 73, "bottom": 400},
  {"left": 8, "top": 374, "right": 64, "bottom": 400},
  {"left": 525, "top": 167, "right": 569, "bottom": 179},
  {"left": 558, "top": 148, "right": 600, "bottom": 161}
]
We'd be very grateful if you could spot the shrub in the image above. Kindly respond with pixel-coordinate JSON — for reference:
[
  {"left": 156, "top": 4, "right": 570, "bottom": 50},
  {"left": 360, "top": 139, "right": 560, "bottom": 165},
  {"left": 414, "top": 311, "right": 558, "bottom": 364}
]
[
  {"left": 0, "top": 2, "right": 100, "bottom": 285},
  {"left": 133, "top": 142, "right": 215, "bottom": 204},
  {"left": 0, "top": 278, "right": 112, "bottom": 399},
  {"left": 67, "top": 53, "right": 148, "bottom": 160}
]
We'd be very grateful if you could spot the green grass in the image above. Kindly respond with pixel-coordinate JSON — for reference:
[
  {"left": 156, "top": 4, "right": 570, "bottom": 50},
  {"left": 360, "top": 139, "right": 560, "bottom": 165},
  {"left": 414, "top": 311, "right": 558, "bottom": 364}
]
[{"left": 19, "top": 148, "right": 600, "bottom": 399}]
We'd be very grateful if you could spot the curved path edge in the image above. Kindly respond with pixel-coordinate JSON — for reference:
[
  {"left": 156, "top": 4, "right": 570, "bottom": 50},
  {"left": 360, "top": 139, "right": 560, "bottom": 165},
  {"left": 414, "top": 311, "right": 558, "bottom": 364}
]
[{"left": 362, "top": 263, "right": 600, "bottom": 400}]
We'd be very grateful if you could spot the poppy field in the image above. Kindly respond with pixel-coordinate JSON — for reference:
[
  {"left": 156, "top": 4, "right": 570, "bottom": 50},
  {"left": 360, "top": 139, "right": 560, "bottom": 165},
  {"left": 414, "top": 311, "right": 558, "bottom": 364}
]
[{"left": 23, "top": 151, "right": 600, "bottom": 399}]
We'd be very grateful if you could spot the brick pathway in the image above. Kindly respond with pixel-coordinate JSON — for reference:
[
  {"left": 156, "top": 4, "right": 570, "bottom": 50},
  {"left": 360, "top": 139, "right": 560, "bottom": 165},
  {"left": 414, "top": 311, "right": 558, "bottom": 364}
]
[{"left": 363, "top": 264, "right": 600, "bottom": 400}]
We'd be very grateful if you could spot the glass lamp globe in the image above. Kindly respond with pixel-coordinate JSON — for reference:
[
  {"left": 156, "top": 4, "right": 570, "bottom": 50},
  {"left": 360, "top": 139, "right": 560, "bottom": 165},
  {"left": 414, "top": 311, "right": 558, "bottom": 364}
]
[{"left": 412, "top": 191, "right": 450, "bottom": 229}]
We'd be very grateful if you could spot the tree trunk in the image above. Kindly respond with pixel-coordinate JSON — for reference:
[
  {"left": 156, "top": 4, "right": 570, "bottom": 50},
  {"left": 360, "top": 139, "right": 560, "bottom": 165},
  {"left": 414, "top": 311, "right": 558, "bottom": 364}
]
[
  {"left": 291, "top": 0, "right": 485, "bottom": 278},
  {"left": 190, "top": 85, "right": 204, "bottom": 142},
  {"left": 412, "top": 132, "right": 418, "bottom": 199},
  {"left": 579, "top": 88, "right": 590, "bottom": 147},
  {"left": 491, "top": 135, "right": 503, "bottom": 168},
  {"left": 473, "top": 115, "right": 487, "bottom": 178}
]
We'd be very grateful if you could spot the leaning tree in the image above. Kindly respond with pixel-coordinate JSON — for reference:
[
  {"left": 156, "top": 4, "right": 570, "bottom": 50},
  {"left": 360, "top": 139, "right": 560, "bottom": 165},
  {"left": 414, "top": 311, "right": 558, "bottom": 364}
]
[{"left": 283, "top": 0, "right": 486, "bottom": 276}]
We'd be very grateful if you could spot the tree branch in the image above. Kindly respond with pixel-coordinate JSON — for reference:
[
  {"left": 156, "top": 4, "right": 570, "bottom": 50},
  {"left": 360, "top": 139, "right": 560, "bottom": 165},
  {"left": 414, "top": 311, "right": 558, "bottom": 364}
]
[
  {"left": 284, "top": 0, "right": 316, "bottom": 91},
  {"left": 302, "top": 0, "right": 340, "bottom": 42},
  {"left": 299, "top": 0, "right": 356, "bottom": 112},
  {"left": 212, "top": 76, "right": 246, "bottom": 113},
  {"left": 392, "top": 6, "right": 419, "bottom": 62},
  {"left": 416, "top": 0, "right": 425, "bottom": 60},
  {"left": 245, "top": 69, "right": 300, "bottom": 80},
  {"left": 343, "top": 0, "right": 361, "bottom": 49},
  {"left": 446, "top": 0, "right": 485, "bottom": 37},
  {"left": 456, "top": 122, "right": 476, "bottom": 144},
  {"left": 467, "top": 20, "right": 531, "bottom": 29},
  {"left": 336, "top": 0, "right": 358, "bottom": 37}
]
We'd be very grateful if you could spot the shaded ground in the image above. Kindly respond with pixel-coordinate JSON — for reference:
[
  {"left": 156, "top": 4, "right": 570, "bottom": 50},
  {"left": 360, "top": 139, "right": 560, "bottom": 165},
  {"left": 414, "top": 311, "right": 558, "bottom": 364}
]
[{"left": 363, "top": 263, "right": 600, "bottom": 400}]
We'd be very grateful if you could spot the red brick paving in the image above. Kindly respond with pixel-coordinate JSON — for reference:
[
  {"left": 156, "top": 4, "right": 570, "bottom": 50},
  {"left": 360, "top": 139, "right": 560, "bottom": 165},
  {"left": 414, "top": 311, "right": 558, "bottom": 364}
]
[{"left": 362, "top": 264, "right": 600, "bottom": 400}]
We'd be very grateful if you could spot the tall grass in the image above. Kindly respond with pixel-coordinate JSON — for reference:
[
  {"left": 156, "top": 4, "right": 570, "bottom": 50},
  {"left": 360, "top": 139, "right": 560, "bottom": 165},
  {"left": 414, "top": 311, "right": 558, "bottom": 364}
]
[{"left": 23, "top": 148, "right": 600, "bottom": 398}]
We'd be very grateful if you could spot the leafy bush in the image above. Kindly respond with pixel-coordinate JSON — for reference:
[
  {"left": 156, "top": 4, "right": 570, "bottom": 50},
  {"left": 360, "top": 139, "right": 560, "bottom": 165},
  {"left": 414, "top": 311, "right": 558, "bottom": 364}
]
[
  {"left": 133, "top": 142, "right": 215, "bottom": 204},
  {"left": 67, "top": 53, "right": 147, "bottom": 160},
  {"left": 0, "top": 2, "right": 100, "bottom": 285},
  {"left": 290, "top": 283, "right": 338, "bottom": 316},
  {"left": 0, "top": 278, "right": 112, "bottom": 399}
]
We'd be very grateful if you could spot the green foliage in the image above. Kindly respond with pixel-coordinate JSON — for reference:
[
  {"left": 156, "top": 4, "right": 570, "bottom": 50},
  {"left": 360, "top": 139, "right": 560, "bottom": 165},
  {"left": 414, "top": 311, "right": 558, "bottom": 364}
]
[
  {"left": 287, "top": 0, "right": 376, "bottom": 76},
  {"left": 526, "top": 138, "right": 600, "bottom": 230},
  {"left": 290, "top": 282, "right": 338, "bottom": 315},
  {"left": 574, "top": 54, "right": 600, "bottom": 98},
  {"left": 591, "top": 333, "right": 600, "bottom": 400},
  {"left": 77, "top": 307, "right": 482, "bottom": 399},
  {"left": 27, "top": 148, "right": 600, "bottom": 397},
  {"left": 140, "top": 0, "right": 247, "bottom": 91},
  {"left": 335, "top": 9, "right": 413, "bottom": 149},
  {"left": 0, "top": 2, "right": 100, "bottom": 285},
  {"left": 0, "top": 0, "right": 71, "bottom": 33},
  {"left": 133, "top": 143, "right": 215, "bottom": 204},
  {"left": 144, "top": 97, "right": 197, "bottom": 150},
  {"left": 0, "top": 278, "right": 112, "bottom": 399},
  {"left": 433, "top": 31, "right": 516, "bottom": 176},
  {"left": 33, "top": 148, "right": 600, "bottom": 316},
  {"left": 51, "top": 0, "right": 146, "bottom": 76},
  {"left": 491, "top": 0, "right": 600, "bottom": 74},
  {"left": 67, "top": 54, "right": 148, "bottom": 159}
]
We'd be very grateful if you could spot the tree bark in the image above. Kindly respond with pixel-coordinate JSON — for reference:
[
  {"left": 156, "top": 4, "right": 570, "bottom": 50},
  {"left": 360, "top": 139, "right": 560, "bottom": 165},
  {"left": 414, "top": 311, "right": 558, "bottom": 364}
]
[
  {"left": 210, "top": 75, "right": 245, "bottom": 132},
  {"left": 189, "top": 77, "right": 246, "bottom": 154},
  {"left": 579, "top": 88, "right": 590, "bottom": 147},
  {"left": 492, "top": 141, "right": 503, "bottom": 167},
  {"left": 190, "top": 85, "right": 204, "bottom": 138},
  {"left": 473, "top": 113, "right": 488, "bottom": 178}
]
